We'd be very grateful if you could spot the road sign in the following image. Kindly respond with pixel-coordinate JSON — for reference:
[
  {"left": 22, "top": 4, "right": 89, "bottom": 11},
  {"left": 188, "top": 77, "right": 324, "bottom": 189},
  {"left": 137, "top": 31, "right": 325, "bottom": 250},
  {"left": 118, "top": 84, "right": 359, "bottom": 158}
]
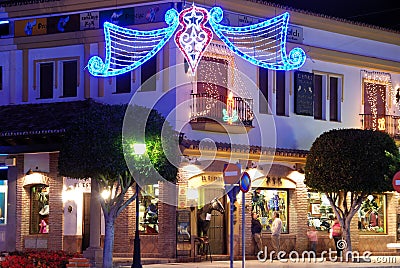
[
  {"left": 240, "top": 172, "right": 251, "bottom": 193},
  {"left": 393, "top": 171, "right": 400, "bottom": 193},
  {"left": 223, "top": 163, "right": 241, "bottom": 184}
]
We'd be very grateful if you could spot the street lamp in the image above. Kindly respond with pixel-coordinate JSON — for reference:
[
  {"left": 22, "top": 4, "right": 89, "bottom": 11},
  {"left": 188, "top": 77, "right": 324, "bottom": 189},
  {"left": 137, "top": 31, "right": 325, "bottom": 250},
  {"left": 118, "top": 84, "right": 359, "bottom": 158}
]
[{"left": 132, "top": 143, "right": 146, "bottom": 268}]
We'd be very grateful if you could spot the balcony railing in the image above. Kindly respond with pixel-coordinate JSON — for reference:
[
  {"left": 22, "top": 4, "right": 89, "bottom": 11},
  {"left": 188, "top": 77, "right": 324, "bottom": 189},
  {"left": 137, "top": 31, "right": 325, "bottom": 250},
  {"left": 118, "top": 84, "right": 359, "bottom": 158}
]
[
  {"left": 360, "top": 114, "right": 400, "bottom": 138},
  {"left": 190, "top": 93, "right": 254, "bottom": 127}
]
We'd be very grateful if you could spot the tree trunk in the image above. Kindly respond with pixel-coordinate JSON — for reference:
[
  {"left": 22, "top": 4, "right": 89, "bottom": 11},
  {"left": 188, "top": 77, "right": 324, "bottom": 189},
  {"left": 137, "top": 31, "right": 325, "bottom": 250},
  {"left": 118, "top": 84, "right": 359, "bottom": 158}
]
[
  {"left": 102, "top": 215, "right": 115, "bottom": 268},
  {"left": 344, "top": 216, "right": 352, "bottom": 253}
]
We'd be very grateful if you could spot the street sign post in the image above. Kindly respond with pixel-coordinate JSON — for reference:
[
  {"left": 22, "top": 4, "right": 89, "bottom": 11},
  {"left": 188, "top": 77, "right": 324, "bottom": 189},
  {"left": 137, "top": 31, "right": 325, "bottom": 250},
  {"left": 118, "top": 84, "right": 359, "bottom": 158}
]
[
  {"left": 240, "top": 172, "right": 251, "bottom": 268},
  {"left": 224, "top": 163, "right": 241, "bottom": 268}
]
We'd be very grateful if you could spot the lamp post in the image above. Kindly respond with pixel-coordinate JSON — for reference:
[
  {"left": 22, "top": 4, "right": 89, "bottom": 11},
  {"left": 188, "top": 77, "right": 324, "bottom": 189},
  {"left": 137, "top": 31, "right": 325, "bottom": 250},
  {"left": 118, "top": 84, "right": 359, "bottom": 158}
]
[{"left": 132, "top": 143, "right": 146, "bottom": 268}]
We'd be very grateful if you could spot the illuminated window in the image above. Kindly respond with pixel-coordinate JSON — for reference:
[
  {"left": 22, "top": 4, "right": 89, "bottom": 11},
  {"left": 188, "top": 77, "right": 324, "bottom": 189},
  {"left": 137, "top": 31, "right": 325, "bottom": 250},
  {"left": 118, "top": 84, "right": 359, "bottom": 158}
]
[
  {"left": 251, "top": 189, "right": 288, "bottom": 233},
  {"left": 30, "top": 185, "right": 49, "bottom": 234},
  {"left": 358, "top": 194, "right": 386, "bottom": 235},
  {"left": 138, "top": 184, "right": 159, "bottom": 234},
  {"left": 307, "top": 192, "right": 335, "bottom": 231}
]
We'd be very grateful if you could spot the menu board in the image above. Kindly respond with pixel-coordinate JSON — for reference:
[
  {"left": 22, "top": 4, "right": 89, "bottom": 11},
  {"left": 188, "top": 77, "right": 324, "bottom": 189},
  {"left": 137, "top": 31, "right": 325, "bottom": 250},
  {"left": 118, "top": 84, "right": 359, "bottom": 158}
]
[
  {"left": 294, "top": 71, "right": 314, "bottom": 116},
  {"left": 177, "top": 210, "right": 191, "bottom": 242}
]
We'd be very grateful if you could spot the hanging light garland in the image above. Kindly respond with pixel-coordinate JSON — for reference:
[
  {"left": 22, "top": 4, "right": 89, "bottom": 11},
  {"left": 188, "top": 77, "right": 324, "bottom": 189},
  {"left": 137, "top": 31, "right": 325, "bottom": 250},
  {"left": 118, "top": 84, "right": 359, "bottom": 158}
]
[
  {"left": 362, "top": 70, "right": 394, "bottom": 130},
  {"left": 87, "top": 4, "right": 306, "bottom": 77}
]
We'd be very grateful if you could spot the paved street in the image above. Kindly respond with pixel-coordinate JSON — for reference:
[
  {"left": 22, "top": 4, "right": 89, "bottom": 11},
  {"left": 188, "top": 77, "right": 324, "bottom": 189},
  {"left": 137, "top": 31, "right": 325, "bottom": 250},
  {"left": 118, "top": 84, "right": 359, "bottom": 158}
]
[{"left": 139, "top": 257, "right": 400, "bottom": 268}]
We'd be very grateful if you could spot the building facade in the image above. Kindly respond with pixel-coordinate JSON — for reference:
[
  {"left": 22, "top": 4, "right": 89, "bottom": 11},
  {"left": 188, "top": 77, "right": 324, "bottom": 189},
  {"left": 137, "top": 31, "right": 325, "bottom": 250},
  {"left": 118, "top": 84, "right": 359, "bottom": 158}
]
[{"left": 0, "top": 0, "right": 399, "bottom": 263}]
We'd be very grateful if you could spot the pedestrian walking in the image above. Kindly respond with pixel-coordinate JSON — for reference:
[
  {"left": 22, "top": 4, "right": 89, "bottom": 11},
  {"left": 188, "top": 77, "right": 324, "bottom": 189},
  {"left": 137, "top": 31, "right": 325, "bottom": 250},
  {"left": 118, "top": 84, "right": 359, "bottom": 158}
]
[{"left": 331, "top": 217, "right": 343, "bottom": 258}]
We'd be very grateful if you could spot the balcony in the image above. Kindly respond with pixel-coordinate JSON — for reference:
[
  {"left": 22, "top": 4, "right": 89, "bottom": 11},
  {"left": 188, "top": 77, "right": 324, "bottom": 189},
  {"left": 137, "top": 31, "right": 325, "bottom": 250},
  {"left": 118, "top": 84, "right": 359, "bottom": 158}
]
[
  {"left": 360, "top": 114, "right": 400, "bottom": 139},
  {"left": 190, "top": 92, "right": 254, "bottom": 134}
]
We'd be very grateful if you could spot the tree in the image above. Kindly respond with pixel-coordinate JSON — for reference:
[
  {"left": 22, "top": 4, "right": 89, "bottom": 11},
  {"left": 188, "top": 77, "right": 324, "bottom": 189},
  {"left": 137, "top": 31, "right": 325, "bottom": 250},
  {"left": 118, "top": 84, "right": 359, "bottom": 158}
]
[
  {"left": 304, "top": 128, "right": 399, "bottom": 253},
  {"left": 58, "top": 100, "right": 179, "bottom": 268}
]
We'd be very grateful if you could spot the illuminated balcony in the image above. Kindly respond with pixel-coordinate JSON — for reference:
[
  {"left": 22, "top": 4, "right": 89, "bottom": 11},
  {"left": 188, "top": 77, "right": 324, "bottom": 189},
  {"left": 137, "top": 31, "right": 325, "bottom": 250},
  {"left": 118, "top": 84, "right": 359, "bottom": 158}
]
[
  {"left": 360, "top": 114, "right": 400, "bottom": 139},
  {"left": 189, "top": 92, "right": 254, "bottom": 134}
]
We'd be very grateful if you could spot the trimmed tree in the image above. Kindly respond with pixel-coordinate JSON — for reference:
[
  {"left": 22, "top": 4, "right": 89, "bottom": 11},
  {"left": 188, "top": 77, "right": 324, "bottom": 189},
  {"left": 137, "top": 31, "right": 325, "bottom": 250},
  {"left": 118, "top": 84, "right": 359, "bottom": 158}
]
[
  {"left": 58, "top": 101, "right": 179, "bottom": 268},
  {"left": 304, "top": 128, "right": 399, "bottom": 253}
]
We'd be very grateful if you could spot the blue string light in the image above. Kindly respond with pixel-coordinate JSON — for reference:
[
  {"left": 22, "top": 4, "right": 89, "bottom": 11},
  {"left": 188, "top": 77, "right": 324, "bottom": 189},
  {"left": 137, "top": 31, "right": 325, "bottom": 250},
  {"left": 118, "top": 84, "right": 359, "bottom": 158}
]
[
  {"left": 87, "top": 8, "right": 179, "bottom": 77},
  {"left": 209, "top": 7, "right": 306, "bottom": 71},
  {"left": 87, "top": 5, "right": 306, "bottom": 77}
]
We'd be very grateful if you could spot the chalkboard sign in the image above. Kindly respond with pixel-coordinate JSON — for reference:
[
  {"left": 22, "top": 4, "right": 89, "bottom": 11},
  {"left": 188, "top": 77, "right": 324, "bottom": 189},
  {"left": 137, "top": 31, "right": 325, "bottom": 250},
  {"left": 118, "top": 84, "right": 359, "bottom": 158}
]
[{"left": 294, "top": 71, "right": 314, "bottom": 116}]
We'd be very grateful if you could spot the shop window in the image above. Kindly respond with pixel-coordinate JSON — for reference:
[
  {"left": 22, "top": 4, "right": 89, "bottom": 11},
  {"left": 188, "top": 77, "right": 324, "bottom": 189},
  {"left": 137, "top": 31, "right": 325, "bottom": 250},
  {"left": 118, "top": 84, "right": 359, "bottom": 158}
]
[
  {"left": 358, "top": 194, "right": 386, "bottom": 235},
  {"left": 251, "top": 189, "right": 288, "bottom": 233},
  {"left": 307, "top": 192, "right": 335, "bottom": 231},
  {"left": 39, "top": 62, "right": 54, "bottom": 99},
  {"left": 0, "top": 178, "right": 7, "bottom": 224},
  {"left": 275, "top": 71, "right": 286, "bottom": 116},
  {"left": 259, "top": 67, "right": 269, "bottom": 114},
  {"left": 138, "top": 184, "right": 159, "bottom": 234},
  {"left": 30, "top": 185, "right": 49, "bottom": 234},
  {"left": 61, "top": 60, "right": 78, "bottom": 97},
  {"left": 140, "top": 56, "right": 157, "bottom": 91}
]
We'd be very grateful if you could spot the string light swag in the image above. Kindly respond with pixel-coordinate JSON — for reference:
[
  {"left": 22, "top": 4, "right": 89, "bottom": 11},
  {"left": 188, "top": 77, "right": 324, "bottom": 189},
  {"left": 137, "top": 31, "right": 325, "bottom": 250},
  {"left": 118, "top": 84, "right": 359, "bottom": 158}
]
[{"left": 87, "top": 4, "right": 306, "bottom": 77}]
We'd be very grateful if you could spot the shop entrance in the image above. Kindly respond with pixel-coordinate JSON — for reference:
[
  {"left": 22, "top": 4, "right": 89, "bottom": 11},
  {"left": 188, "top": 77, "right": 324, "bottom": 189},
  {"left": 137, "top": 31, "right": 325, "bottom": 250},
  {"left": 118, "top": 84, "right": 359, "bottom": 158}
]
[
  {"left": 82, "top": 193, "right": 90, "bottom": 252},
  {"left": 202, "top": 187, "right": 226, "bottom": 255}
]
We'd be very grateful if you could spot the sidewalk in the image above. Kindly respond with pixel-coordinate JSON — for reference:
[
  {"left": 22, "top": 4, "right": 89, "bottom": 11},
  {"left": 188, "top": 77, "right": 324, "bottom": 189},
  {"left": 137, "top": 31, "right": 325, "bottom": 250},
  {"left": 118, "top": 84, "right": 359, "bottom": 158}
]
[{"left": 138, "top": 257, "right": 400, "bottom": 268}]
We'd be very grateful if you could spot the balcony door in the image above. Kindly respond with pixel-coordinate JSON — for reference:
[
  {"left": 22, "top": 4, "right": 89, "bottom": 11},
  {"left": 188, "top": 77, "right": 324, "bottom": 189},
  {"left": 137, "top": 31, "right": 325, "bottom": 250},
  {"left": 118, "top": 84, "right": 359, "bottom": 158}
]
[{"left": 363, "top": 82, "right": 386, "bottom": 130}]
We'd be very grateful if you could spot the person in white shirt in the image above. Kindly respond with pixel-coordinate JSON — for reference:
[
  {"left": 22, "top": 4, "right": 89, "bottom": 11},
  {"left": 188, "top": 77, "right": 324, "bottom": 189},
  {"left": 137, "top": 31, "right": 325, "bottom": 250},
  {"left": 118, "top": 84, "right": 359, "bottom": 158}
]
[{"left": 271, "top": 211, "right": 282, "bottom": 259}]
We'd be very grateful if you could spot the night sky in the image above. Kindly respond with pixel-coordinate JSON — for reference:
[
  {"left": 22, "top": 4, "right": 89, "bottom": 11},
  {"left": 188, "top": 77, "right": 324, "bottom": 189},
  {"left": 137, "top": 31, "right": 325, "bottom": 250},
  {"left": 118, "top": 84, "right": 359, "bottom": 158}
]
[{"left": 262, "top": 0, "right": 400, "bottom": 31}]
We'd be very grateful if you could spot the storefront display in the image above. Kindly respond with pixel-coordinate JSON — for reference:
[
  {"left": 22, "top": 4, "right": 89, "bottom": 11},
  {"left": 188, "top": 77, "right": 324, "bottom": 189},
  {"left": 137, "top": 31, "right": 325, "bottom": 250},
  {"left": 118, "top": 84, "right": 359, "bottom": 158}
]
[
  {"left": 251, "top": 189, "right": 288, "bottom": 233},
  {"left": 358, "top": 194, "right": 386, "bottom": 234},
  {"left": 138, "top": 184, "right": 159, "bottom": 234},
  {"left": 307, "top": 192, "right": 334, "bottom": 231}
]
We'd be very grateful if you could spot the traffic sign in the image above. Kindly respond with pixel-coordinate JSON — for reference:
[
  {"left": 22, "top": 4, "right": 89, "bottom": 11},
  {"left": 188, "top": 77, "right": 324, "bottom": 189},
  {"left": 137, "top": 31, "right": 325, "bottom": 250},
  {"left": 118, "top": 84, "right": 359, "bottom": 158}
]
[
  {"left": 393, "top": 171, "right": 400, "bottom": 193},
  {"left": 240, "top": 172, "right": 251, "bottom": 193},
  {"left": 223, "top": 163, "right": 241, "bottom": 184}
]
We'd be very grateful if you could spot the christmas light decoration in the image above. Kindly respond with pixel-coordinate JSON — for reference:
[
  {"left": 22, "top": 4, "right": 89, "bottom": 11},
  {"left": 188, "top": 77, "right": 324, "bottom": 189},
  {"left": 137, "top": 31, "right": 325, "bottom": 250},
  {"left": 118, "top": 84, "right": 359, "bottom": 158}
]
[
  {"left": 223, "top": 91, "right": 239, "bottom": 124},
  {"left": 175, "top": 5, "right": 213, "bottom": 75},
  {"left": 208, "top": 7, "right": 306, "bottom": 71},
  {"left": 87, "top": 5, "right": 306, "bottom": 77},
  {"left": 361, "top": 70, "right": 394, "bottom": 130},
  {"left": 87, "top": 8, "right": 179, "bottom": 77}
]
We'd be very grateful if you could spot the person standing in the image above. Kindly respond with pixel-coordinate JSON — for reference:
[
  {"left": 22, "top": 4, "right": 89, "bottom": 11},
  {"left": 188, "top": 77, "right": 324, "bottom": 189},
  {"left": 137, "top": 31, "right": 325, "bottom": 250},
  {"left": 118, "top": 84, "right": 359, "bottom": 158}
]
[
  {"left": 271, "top": 211, "right": 282, "bottom": 259},
  {"left": 331, "top": 217, "right": 343, "bottom": 258},
  {"left": 251, "top": 212, "right": 263, "bottom": 256},
  {"left": 307, "top": 226, "right": 318, "bottom": 253}
]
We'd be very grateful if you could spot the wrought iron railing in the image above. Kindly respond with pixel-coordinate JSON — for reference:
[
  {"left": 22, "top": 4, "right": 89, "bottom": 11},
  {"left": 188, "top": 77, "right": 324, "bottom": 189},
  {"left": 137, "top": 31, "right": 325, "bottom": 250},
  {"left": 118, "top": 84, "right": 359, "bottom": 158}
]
[
  {"left": 190, "top": 93, "right": 254, "bottom": 127},
  {"left": 360, "top": 114, "right": 400, "bottom": 138}
]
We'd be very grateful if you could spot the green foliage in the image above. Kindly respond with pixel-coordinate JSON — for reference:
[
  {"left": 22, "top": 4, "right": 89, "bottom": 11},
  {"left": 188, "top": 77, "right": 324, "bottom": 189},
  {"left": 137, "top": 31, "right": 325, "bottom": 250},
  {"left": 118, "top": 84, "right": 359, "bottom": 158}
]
[
  {"left": 58, "top": 100, "right": 179, "bottom": 184},
  {"left": 304, "top": 128, "right": 399, "bottom": 194}
]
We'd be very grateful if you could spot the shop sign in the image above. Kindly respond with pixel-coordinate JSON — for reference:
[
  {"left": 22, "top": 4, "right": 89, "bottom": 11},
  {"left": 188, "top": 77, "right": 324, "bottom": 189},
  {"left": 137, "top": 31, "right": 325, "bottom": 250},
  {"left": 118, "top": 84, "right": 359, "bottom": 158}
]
[
  {"left": 134, "top": 3, "right": 173, "bottom": 24},
  {"left": 15, "top": 18, "right": 47, "bottom": 37},
  {"left": 80, "top": 12, "right": 99, "bottom": 30},
  {"left": 23, "top": 173, "right": 49, "bottom": 187},
  {"left": 100, "top": 7, "right": 135, "bottom": 27},
  {"left": 47, "top": 14, "right": 80, "bottom": 34},
  {"left": 178, "top": 185, "right": 187, "bottom": 209},
  {"left": 287, "top": 25, "right": 303, "bottom": 43},
  {"left": 176, "top": 210, "right": 191, "bottom": 242}
]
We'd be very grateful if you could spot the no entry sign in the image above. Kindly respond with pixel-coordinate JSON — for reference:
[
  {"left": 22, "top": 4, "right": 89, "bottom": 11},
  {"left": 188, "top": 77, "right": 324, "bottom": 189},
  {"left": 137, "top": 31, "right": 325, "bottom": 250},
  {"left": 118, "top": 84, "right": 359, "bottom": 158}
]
[
  {"left": 223, "top": 163, "right": 241, "bottom": 184},
  {"left": 392, "top": 171, "right": 400, "bottom": 193}
]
